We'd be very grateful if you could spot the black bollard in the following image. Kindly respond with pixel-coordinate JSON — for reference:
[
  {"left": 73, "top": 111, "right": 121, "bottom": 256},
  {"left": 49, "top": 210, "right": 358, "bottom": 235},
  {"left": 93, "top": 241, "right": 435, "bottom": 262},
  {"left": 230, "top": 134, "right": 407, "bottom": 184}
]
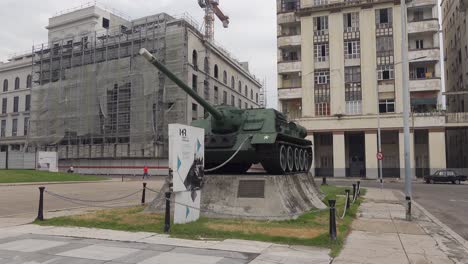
[
  {"left": 352, "top": 184, "right": 356, "bottom": 200},
  {"left": 345, "top": 189, "right": 351, "bottom": 209},
  {"left": 322, "top": 177, "right": 327, "bottom": 185},
  {"left": 141, "top": 183, "right": 147, "bottom": 205},
  {"left": 406, "top": 196, "right": 412, "bottom": 221},
  {"left": 357, "top": 181, "right": 361, "bottom": 196},
  {"left": 328, "top": 199, "right": 337, "bottom": 241},
  {"left": 36, "top": 187, "right": 45, "bottom": 221},
  {"left": 164, "top": 192, "right": 172, "bottom": 233}
]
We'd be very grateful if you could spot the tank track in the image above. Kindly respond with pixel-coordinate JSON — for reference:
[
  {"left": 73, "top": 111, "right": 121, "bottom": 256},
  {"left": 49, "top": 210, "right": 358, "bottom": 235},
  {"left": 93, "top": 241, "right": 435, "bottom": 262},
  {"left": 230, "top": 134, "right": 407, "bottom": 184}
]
[{"left": 259, "top": 141, "right": 313, "bottom": 175}]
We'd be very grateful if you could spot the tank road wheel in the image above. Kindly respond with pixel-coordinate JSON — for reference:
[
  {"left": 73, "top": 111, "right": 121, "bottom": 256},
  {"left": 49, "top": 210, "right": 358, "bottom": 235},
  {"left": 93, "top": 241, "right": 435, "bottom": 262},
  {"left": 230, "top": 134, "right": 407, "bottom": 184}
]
[
  {"left": 298, "top": 149, "right": 304, "bottom": 171},
  {"left": 287, "top": 146, "right": 294, "bottom": 172},
  {"left": 303, "top": 151, "right": 310, "bottom": 172},
  {"left": 279, "top": 145, "right": 288, "bottom": 173},
  {"left": 294, "top": 148, "right": 300, "bottom": 172}
]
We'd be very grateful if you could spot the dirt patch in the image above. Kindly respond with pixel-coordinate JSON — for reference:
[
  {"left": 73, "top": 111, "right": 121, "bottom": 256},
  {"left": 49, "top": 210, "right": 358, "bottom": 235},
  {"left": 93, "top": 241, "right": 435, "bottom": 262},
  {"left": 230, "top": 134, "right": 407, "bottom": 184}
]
[{"left": 206, "top": 223, "right": 325, "bottom": 239}]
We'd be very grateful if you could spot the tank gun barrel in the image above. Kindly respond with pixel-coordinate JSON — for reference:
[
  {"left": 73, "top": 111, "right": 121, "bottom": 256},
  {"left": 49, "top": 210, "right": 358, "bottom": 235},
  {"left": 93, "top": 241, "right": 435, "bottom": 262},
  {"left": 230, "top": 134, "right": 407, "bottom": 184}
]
[{"left": 139, "top": 48, "right": 223, "bottom": 120}]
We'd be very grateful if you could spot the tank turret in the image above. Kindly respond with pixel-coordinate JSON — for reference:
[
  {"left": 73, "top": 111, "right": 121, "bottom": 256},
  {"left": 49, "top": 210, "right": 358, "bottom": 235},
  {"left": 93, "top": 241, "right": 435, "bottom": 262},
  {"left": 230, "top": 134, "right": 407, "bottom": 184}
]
[{"left": 140, "top": 48, "right": 312, "bottom": 174}]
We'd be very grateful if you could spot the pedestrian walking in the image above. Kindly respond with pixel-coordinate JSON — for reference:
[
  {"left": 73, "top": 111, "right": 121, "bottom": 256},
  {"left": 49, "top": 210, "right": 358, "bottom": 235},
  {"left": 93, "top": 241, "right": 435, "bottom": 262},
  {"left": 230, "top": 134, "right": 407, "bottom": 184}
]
[{"left": 143, "top": 165, "right": 149, "bottom": 180}]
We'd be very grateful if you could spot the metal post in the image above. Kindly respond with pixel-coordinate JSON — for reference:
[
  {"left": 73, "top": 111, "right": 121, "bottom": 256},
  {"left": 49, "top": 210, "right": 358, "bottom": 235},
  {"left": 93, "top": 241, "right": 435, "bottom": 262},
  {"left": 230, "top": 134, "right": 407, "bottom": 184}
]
[
  {"left": 352, "top": 184, "right": 356, "bottom": 200},
  {"left": 329, "top": 199, "right": 337, "bottom": 241},
  {"left": 345, "top": 189, "right": 351, "bottom": 209},
  {"left": 141, "top": 182, "right": 147, "bottom": 205},
  {"left": 357, "top": 181, "right": 361, "bottom": 196},
  {"left": 164, "top": 192, "right": 171, "bottom": 233},
  {"left": 401, "top": 0, "right": 412, "bottom": 220},
  {"left": 406, "top": 196, "right": 412, "bottom": 221},
  {"left": 36, "top": 187, "right": 45, "bottom": 221},
  {"left": 322, "top": 177, "right": 327, "bottom": 185},
  {"left": 375, "top": 68, "right": 383, "bottom": 188}
]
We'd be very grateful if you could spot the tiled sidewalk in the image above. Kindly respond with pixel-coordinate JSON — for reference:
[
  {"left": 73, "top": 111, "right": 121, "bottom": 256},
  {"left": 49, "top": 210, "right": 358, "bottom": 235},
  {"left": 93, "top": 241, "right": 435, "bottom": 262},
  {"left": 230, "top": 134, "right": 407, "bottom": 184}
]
[
  {"left": 333, "top": 188, "right": 468, "bottom": 264},
  {"left": 0, "top": 225, "right": 331, "bottom": 264}
]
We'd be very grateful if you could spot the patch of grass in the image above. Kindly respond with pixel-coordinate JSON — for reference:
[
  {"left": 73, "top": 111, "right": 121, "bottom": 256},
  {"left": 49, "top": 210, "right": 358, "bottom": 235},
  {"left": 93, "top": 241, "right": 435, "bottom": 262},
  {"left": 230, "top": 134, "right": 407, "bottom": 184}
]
[
  {"left": 35, "top": 185, "right": 365, "bottom": 257},
  {"left": 0, "top": 170, "right": 107, "bottom": 183}
]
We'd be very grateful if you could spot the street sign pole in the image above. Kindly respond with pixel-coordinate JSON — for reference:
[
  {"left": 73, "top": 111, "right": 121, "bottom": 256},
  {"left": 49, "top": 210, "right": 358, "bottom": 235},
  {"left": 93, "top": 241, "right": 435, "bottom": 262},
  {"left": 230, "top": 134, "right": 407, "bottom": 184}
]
[{"left": 400, "top": 0, "right": 412, "bottom": 221}]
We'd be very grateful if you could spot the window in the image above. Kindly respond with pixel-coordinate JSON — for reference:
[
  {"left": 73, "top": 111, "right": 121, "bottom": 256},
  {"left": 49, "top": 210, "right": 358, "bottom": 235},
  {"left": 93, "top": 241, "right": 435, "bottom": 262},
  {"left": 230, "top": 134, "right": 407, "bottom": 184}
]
[
  {"left": 314, "top": 16, "right": 328, "bottom": 33},
  {"left": 223, "top": 91, "right": 227, "bottom": 105},
  {"left": 0, "top": 120, "right": 5, "bottom": 137},
  {"left": 192, "top": 50, "right": 198, "bottom": 71},
  {"left": 245, "top": 85, "right": 248, "bottom": 96},
  {"left": 12, "top": 118, "right": 17, "bottom": 137},
  {"left": 214, "top": 86, "right": 219, "bottom": 104},
  {"left": 238, "top": 81, "right": 242, "bottom": 93},
  {"left": 282, "top": 50, "right": 299, "bottom": 61},
  {"left": 280, "top": 0, "right": 300, "bottom": 12},
  {"left": 3, "top": 79, "right": 7, "bottom": 92},
  {"left": 102, "top": 18, "right": 110, "bottom": 29},
  {"left": 344, "top": 12, "right": 359, "bottom": 31},
  {"left": 1, "top": 98, "right": 6, "bottom": 114},
  {"left": 223, "top": 71, "right": 227, "bottom": 84},
  {"left": 376, "top": 8, "right": 392, "bottom": 24},
  {"left": 376, "top": 36, "right": 393, "bottom": 55},
  {"left": 192, "top": 104, "right": 198, "bottom": 121},
  {"left": 203, "top": 80, "right": 210, "bottom": 100},
  {"left": 413, "top": 9, "right": 424, "bottom": 21},
  {"left": 314, "top": 86, "right": 330, "bottom": 116},
  {"left": 192, "top": 74, "right": 198, "bottom": 93},
  {"left": 314, "top": 43, "right": 329, "bottom": 62},
  {"left": 344, "top": 41, "right": 360, "bottom": 59},
  {"left": 26, "top": 75, "right": 32, "bottom": 88},
  {"left": 231, "top": 95, "right": 235, "bottom": 106},
  {"left": 244, "top": 102, "right": 248, "bottom": 109},
  {"left": 214, "top": 65, "right": 219, "bottom": 79},
  {"left": 251, "top": 89, "right": 253, "bottom": 100},
  {"left": 204, "top": 57, "right": 209, "bottom": 72},
  {"left": 13, "top": 96, "right": 18, "bottom": 113},
  {"left": 25, "top": 95, "right": 30, "bottom": 111},
  {"left": 238, "top": 99, "right": 242, "bottom": 108},
  {"left": 14, "top": 77, "right": 20, "bottom": 90},
  {"left": 377, "top": 65, "right": 394, "bottom": 80},
  {"left": 314, "top": 70, "right": 330, "bottom": 84},
  {"left": 416, "top": 39, "right": 424, "bottom": 49},
  {"left": 345, "top": 67, "right": 361, "bottom": 83},
  {"left": 256, "top": 93, "right": 259, "bottom": 103},
  {"left": 23, "top": 117, "right": 29, "bottom": 136},
  {"left": 231, "top": 76, "right": 235, "bottom": 89},
  {"left": 104, "top": 83, "right": 131, "bottom": 139},
  {"left": 379, "top": 99, "right": 395, "bottom": 113}
]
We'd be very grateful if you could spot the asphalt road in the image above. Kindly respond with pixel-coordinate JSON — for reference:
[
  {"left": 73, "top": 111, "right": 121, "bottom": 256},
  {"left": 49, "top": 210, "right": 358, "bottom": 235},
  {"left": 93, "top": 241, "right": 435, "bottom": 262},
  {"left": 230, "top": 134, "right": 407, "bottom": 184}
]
[{"left": 327, "top": 179, "right": 468, "bottom": 241}]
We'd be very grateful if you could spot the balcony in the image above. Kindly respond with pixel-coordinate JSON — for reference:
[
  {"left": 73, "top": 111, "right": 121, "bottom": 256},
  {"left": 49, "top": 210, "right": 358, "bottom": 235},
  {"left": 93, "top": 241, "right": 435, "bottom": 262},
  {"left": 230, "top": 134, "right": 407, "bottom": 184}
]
[
  {"left": 278, "top": 35, "right": 301, "bottom": 47},
  {"left": 409, "top": 78, "right": 441, "bottom": 92},
  {"left": 278, "top": 61, "right": 302, "bottom": 74},
  {"left": 407, "top": 0, "right": 437, "bottom": 8},
  {"left": 408, "top": 48, "right": 440, "bottom": 62},
  {"left": 446, "top": 112, "right": 468, "bottom": 123},
  {"left": 408, "top": 19, "right": 439, "bottom": 34},
  {"left": 277, "top": 12, "right": 299, "bottom": 24},
  {"left": 278, "top": 87, "right": 302, "bottom": 99},
  {"left": 299, "top": 0, "right": 395, "bottom": 13}
]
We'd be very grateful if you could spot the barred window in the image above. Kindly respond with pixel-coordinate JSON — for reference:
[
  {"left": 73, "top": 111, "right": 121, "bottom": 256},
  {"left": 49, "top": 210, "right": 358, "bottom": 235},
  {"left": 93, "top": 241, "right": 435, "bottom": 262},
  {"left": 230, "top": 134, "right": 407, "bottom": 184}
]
[
  {"left": 345, "top": 83, "right": 362, "bottom": 101},
  {"left": 344, "top": 41, "right": 360, "bottom": 59},
  {"left": 314, "top": 16, "right": 328, "bottom": 32},
  {"left": 344, "top": 12, "right": 359, "bottom": 31},
  {"left": 314, "top": 70, "right": 330, "bottom": 84},
  {"left": 314, "top": 85, "right": 330, "bottom": 103},
  {"left": 377, "top": 65, "right": 395, "bottom": 80},
  {"left": 376, "top": 8, "right": 393, "bottom": 25},
  {"left": 376, "top": 36, "right": 393, "bottom": 54},
  {"left": 314, "top": 43, "right": 329, "bottom": 62}
]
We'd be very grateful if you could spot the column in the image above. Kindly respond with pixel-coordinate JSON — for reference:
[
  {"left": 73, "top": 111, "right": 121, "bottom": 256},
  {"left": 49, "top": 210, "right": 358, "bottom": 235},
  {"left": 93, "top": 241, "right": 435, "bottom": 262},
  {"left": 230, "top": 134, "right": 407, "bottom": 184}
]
[
  {"left": 428, "top": 129, "right": 447, "bottom": 174},
  {"left": 399, "top": 131, "right": 416, "bottom": 179},
  {"left": 333, "top": 132, "right": 346, "bottom": 177},
  {"left": 365, "top": 131, "right": 378, "bottom": 179}
]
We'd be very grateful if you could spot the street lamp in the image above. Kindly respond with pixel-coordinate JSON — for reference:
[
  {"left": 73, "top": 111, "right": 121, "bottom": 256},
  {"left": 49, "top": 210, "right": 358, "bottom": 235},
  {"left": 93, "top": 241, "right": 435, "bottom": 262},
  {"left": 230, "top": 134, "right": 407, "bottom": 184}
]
[{"left": 375, "top": 55, "right": 427, "bottom": 189}]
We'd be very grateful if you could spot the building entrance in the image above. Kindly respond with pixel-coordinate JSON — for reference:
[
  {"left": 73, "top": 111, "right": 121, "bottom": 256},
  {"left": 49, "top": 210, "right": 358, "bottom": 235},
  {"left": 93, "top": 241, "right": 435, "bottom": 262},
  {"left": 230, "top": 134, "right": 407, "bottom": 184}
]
[{"left": 345, "top": 132, "right": 365, "bottom": 177}]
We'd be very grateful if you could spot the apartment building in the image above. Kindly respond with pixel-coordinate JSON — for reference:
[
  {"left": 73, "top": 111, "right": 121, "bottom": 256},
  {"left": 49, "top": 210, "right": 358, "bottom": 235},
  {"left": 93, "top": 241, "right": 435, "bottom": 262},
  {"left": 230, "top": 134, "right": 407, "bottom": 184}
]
[
  {"left": 442, "top": 0, "right": 468, "bottom": 171},
  {"left": 0, "top": 54, "right": 33, "bottom": 152},
  {"left": 277, "top": 0, "right": 445, "bottom": 178}
]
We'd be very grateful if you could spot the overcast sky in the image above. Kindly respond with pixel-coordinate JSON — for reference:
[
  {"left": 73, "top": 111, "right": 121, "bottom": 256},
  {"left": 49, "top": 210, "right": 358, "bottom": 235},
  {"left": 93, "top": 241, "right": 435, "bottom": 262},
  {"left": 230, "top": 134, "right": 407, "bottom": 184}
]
[{"left": 0, "top": 0, "right": 278, "bottom": 107}]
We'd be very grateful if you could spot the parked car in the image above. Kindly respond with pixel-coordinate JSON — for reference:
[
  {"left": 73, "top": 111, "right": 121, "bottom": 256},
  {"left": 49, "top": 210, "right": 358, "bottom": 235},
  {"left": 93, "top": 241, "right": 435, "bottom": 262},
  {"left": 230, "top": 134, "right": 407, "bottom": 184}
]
[{"left": 424, "top": 170, "right": 467, "bottom": 184}]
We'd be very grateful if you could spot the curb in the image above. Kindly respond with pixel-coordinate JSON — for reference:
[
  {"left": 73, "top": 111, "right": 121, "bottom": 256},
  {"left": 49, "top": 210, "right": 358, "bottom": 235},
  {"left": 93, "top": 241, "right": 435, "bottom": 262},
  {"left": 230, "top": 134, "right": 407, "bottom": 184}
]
[{"left": 396, "top": 190, "right": 468, "bottom": 253}]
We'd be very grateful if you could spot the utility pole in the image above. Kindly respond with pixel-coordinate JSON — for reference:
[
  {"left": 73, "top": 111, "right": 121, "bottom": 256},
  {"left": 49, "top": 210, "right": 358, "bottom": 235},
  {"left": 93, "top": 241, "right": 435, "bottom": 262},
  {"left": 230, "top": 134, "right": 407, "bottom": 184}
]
[
  {"left": 400, "top": 0, "right": 412, "bottom": 221},
  {"left": 375, "top": 76, "right": 383, "bottom": 189}
]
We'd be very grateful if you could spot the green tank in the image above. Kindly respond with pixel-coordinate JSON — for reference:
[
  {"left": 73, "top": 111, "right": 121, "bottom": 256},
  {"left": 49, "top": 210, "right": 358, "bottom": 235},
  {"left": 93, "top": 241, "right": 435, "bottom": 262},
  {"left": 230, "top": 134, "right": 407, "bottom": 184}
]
[{"left": 140, "top": 48, "right": 312, "bottom": 174}]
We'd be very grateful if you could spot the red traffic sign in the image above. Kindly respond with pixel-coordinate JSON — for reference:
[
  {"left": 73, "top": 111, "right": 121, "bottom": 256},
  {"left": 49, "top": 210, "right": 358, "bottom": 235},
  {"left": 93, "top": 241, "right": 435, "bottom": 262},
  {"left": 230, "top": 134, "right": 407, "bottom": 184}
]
[{"left": 376, "top": 152, "right": 384, "bottom": 161}]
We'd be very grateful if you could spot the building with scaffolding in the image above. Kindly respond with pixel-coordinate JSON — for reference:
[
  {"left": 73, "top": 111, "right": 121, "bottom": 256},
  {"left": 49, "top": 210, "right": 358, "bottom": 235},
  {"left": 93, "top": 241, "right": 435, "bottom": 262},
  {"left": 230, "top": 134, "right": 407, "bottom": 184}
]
[{"left": 20, "top": 3, "right": 263, "bottom": 174}]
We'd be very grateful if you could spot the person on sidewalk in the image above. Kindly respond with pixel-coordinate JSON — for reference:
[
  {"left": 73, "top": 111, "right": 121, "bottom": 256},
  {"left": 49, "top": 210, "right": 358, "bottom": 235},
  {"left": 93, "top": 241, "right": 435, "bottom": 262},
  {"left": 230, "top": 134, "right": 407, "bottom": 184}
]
[{"left": 143, "top": 165, "right": 149, "bottom": 180}]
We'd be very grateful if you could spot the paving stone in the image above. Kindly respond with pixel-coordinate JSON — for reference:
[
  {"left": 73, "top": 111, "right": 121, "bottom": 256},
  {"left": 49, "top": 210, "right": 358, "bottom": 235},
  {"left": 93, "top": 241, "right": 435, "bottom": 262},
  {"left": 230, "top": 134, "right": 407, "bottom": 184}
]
[
  {"left": 208, "top": 239, "right": 272, "bottom": 254},
  {"left": 35, "top": 242, "right": 90, "bottom": 255},
  {"left": 138, "top": 252, "right": 223, "bottom": 264},
  {"left": 113, "top": 249, "right": 164, "bottom": 264},
  {"left": 171, "top": 246, "right": 256, "bottom": 260},
  {"left": 57, "top": 245, "right": 140, "bottom": 261},
  {"left": 216, "top": 258, "right": 252, "bottom": 264},
  {"left": 0, "top": 239, "right": 68, "bottom": 252},
  {"left": 249, "top": 245, "right": 330, "bottom": 264},
  {"left": 140, "top": 235, "right": 219, "bottom": 249}
]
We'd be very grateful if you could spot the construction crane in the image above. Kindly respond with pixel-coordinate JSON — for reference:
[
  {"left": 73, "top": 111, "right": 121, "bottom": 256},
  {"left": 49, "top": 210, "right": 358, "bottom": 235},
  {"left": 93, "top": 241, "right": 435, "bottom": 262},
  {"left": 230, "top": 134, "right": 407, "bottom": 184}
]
[{"left": 198, "top": 0, "right": 229, "bottom": 41}]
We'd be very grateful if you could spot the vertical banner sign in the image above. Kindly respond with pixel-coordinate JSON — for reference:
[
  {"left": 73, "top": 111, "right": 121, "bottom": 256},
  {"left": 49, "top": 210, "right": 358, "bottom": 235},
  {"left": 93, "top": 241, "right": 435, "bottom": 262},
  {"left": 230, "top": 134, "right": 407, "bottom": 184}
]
[
  {"left": 36, "top": 152, "right": 59, "bottom": 172},
  {"left": 168, "top": 124, "right": 205, "bottom": 224}
]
